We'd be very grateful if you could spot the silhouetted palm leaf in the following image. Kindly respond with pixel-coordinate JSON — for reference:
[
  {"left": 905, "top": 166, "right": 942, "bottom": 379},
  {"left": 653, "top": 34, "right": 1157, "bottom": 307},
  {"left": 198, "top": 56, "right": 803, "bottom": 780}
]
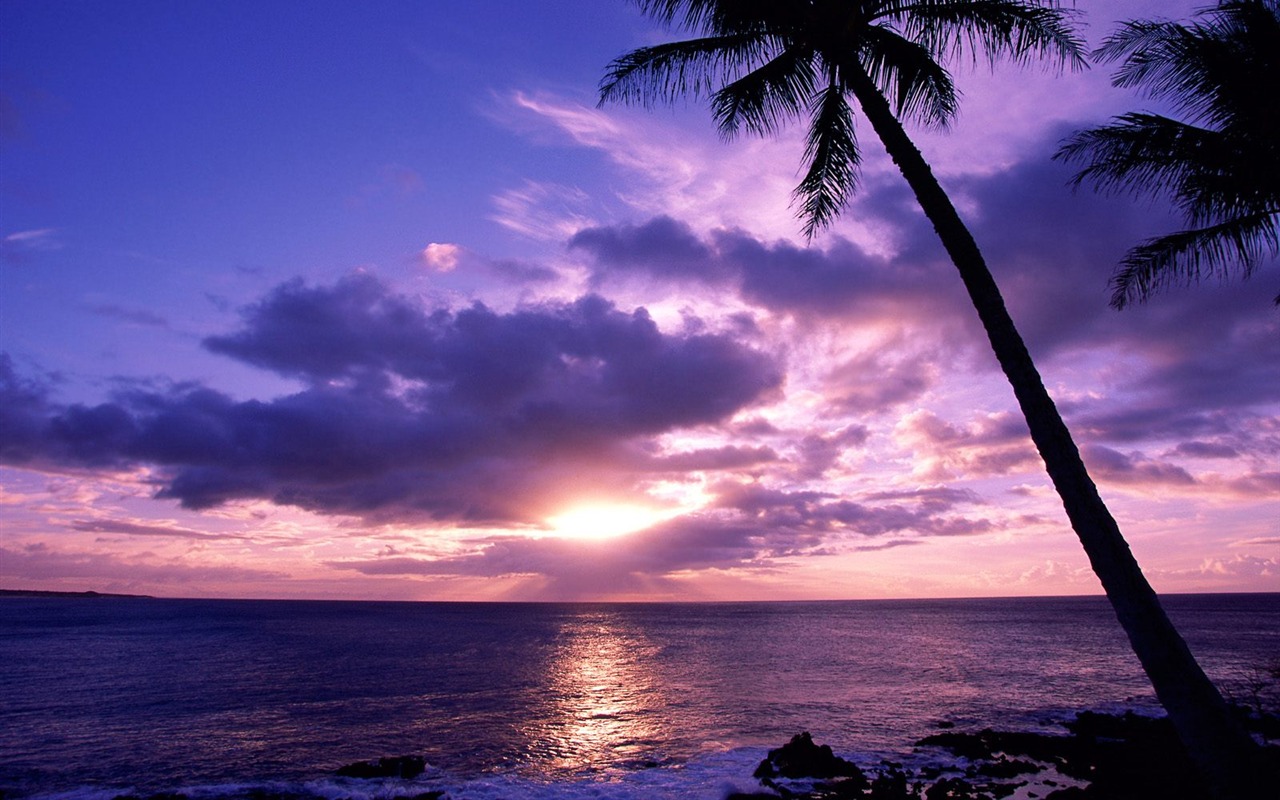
[{"left": 1058, "top": 0, "right": 1279, "bottom": 306}]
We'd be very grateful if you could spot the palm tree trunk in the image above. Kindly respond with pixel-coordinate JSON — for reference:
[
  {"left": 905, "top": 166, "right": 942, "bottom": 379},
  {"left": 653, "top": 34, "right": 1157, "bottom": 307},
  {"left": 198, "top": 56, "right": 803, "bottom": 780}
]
[{"left": 842, "top": 67, "right": 1265, "bottom": 800}]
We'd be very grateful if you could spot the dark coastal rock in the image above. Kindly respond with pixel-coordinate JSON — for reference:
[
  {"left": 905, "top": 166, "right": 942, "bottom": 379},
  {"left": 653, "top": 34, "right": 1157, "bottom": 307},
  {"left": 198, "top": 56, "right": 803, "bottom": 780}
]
[
  {"left": 745, "top": 711, "right": 1278, "bottom": 800},
  {"left": 754, "top": 732, "right": 866, "bottom": 780},
  {"left": 335, "top": 754, "right": 427, "bottom": 779},
  {"left": 1247, "top": 710, "right": 1280, "bottom": 740},
  {"left": 917, "top": 712, "right": 1218, "bottom": 800},
  {"left": 922, "top": 776, "right": 988, "bottom": 799},
  {"left": 916, "top": 728, "right": 1076, "bottom": 767},
  {"left": 974, "top": 757, "right": 1039, "bottom": 779}
]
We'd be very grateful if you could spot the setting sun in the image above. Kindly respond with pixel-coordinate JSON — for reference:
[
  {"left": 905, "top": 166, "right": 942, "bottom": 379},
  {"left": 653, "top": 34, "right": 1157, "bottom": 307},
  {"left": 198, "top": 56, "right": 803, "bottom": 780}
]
[{"left": 545, "top": 504, "right": 671, "bottom": 541}]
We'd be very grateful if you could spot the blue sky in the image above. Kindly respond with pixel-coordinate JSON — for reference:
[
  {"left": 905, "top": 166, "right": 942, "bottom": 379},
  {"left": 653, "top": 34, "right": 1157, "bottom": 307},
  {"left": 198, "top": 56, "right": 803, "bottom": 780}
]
[
  {"left": 2, "top": 1, "right": 1276, "bottom": 600},
  {"left": 3, "top": 1, "right": 641, "bottom": 394}
]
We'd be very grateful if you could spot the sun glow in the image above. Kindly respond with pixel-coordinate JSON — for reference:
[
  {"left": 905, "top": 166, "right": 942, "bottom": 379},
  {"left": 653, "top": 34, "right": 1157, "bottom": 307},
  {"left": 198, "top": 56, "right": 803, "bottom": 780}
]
[{"left": 545, "top": 504, "right": 671, "bottom": 541}]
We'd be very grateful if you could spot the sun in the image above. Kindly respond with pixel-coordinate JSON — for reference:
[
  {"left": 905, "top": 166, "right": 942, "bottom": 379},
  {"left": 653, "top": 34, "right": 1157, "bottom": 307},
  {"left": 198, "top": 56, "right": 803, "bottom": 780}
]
[{"left": 545, "top": 504, "right": 671, "bottom": 541}]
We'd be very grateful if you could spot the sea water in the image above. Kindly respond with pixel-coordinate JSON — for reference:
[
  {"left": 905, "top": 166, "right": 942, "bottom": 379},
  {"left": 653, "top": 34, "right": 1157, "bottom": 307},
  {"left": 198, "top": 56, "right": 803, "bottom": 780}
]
[{"left": 1, "top": 594, "right": 1276, "bottom": 799}]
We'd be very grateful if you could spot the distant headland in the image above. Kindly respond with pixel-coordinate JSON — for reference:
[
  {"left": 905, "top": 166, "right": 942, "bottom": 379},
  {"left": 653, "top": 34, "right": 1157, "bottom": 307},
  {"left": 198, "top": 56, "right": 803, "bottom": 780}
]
[{"left": 0, "top": 589, "right": 154, "bottom": 599}]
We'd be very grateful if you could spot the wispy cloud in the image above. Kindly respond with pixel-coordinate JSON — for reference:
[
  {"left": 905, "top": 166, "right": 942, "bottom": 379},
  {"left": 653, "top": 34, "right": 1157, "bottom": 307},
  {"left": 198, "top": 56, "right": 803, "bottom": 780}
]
[
  {"left": 70, "top": 518, "right": 245, "bottom": 541},
  {"left": 0, "top": 542, "right": 285, "bottom": 586},
  {"left": 84, "top": 304, "right": 171, "bottom": 329},
  {"left": 490, "top": 179, "right": 595, "bottom": 240},
  {"left": 1, "top": 228, "right": 60, "bottom": 264}
]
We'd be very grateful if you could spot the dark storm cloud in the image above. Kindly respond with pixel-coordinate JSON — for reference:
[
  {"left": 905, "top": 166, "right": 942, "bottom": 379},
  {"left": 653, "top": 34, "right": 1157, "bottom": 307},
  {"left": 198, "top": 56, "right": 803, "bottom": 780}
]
[
  {"left": 0, "top": 354, "right": 52, "bottom": 463},
  {"left": 0, "top": 276, "right": 782, "bottom": 523},
  {"left": 571, "top": 216, "right": 959, "bottom": 320},
  {"left": 571, "top": 215, "right": 722, "bottom": 282}
]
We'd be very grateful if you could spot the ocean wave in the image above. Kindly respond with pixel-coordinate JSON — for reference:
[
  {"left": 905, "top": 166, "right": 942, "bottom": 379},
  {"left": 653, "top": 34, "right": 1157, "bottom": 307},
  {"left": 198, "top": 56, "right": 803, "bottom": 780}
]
[{"left": 14, "top": 748, "right": 770, "bottom": 800}]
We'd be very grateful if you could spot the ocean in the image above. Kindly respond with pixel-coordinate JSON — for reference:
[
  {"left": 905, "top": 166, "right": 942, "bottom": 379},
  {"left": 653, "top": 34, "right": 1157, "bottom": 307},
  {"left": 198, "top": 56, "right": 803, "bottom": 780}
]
[{"left": 1, "top": 594, "right": 1276, "bottom": 799}]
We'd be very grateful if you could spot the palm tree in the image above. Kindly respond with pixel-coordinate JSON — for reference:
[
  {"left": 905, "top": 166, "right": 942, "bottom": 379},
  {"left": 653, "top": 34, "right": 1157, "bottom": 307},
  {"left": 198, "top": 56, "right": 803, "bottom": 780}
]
[
  {"left": 1057, "top": 0, "right": 1279, "bottom": 308},
  {"left": 600, "top": 2, "right": 1265, "bottom": 797}
]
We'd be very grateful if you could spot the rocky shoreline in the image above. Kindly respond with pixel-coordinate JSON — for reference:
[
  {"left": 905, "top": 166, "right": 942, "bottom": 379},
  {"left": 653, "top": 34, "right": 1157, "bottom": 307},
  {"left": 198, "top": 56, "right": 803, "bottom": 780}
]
[
  {"left": 732, "top": 709, "right": 1279, "bottom": 800},
  {"left": 97, "top": 709, "right": 1279, "bottom": 800}
]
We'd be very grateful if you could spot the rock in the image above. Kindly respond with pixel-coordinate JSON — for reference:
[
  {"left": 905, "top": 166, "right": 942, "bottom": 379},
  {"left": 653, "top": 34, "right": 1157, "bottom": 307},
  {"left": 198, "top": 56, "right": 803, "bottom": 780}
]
[
  {"left": 924, "top": 776, "right": 983, "bottom": 799},
  {"left": 976, "top": 757, "right": 1040, "bottom": 779},
  {"left": 865, "top": 767, "right": 917, "bottom": 799},
  {"left": 336, "top": 755, "right": 427, "bottom": 779},
  {"left": 918, "top": 712, "right": 1227, "bottom": 800},
  {"left": 754, "top": 733, "right": 866, "bottom": 781}
]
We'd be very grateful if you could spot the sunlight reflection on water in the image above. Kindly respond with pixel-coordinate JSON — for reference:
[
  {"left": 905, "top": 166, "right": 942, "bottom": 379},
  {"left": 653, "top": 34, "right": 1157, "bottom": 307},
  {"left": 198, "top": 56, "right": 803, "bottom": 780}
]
[{"left": 520, "top": 610, "right": 668, "bottom": 773}]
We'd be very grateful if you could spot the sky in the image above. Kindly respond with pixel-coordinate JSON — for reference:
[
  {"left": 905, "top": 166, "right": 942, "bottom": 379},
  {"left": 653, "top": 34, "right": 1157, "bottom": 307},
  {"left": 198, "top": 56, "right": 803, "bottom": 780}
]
[{"left": 1, "top": 0, "right": 1276, "bottom": 602}]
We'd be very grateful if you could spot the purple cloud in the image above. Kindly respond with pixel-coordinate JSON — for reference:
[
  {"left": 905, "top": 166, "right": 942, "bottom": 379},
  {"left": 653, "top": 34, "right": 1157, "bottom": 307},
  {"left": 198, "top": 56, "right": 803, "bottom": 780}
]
[
  {"left": 1081, "top": 445, "right": 1196, "bottom": 487},
  {"left": 1, "top": 277, "right": 782, "bottom": 524},
  {"left": 1170, "top": 441, "right": 1240, "bottom": 459},
  {"left": 0, "top": 542, "right": 284, "bottom": 585},
  {"left": 571, "top": 216, "right": 960, "bottom": 321},
  {"left": 69, "top": 519, "right": 245, "bottom": 541}
]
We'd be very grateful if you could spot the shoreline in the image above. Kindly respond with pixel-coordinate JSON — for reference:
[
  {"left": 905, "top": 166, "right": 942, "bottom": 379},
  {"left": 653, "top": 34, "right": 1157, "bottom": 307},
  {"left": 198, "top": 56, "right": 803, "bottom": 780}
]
[
  {"left": 0, "top": 589, "right": 154, "bottom": 599},
  {"left": 20, "top": 709, "right": 1276, "bottom": 800}
]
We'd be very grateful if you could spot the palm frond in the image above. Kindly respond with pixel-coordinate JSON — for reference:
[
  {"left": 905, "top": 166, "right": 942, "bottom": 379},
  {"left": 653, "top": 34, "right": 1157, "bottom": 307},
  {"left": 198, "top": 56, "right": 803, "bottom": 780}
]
[
  {"left": 711, "top": 46, "right": 817, "bottom": 138},
  {"left": 634, "top": 0, "right": 803, "bottom": 36},
  {"left": 1110, "top": 210, "right": 1279, "bottom": 308},
  {"left": 1056, "top": 113, "right": 1219, "bottom": 198},
  {"left": 599, "top": 34, "right": 768, "bottom": 107},
  {"left": 857, "top": 25, "right": 958, "bottom": 128},
  {"left": 1097, "top": 2, "right": 1280, "bottom": 129},
  {"left": 795, "top": 82, "right": 861, "bottom": 239},
  {"left": 1099, "top": 19, "right": 1229, "bottom": 126},
  {"left": 1066, "top": 1, "right": 1279, "bottom": 306},
  {"left": 880, "top": 0, "right": 1087, "bottom": 71}
]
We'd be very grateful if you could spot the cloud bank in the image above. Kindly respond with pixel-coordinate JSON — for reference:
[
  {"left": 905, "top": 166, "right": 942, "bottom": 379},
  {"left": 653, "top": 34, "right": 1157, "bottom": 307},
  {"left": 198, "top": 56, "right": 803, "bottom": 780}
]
[{"left": 2, "top": 278, "right": 782, "bottom": 525}]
